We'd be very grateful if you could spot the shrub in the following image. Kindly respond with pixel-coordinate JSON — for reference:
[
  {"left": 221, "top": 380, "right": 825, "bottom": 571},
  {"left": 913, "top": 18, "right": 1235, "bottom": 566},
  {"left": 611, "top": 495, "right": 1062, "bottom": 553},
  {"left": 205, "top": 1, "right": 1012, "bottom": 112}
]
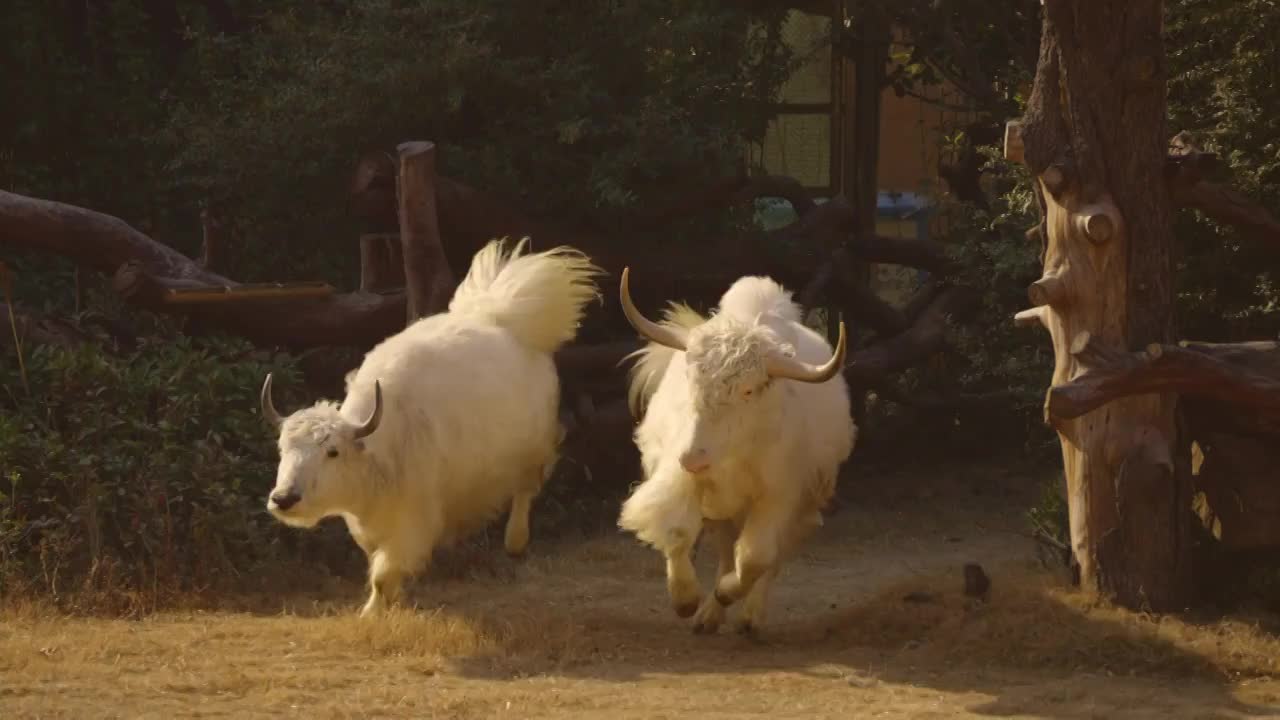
[{"left": 0, "top": 323, "right": 360, "bottom": 610}]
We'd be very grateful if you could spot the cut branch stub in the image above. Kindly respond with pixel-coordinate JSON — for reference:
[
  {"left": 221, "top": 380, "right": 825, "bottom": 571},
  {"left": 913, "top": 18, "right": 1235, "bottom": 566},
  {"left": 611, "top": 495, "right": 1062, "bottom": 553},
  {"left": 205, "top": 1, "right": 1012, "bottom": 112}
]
[
  {"left": 1004, "top": 120, "right": 1025, "bottom": 164},
  {"left": 1074, "top": 201, "right": 1122, "bottom": 245},
  {"left": 1041, "top": 162, "right": 1072, "bottom": 196},
  {"left": 1014, "top": 306, "right": 1048, "bottom": 329},
  {"left": 1028, "top": 271, "right": 1067, "bottom": 308}
]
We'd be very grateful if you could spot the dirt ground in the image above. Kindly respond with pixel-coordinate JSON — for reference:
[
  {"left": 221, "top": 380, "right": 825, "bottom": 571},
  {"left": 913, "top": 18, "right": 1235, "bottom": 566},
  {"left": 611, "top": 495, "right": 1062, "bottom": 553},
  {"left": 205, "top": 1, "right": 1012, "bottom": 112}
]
[{"left": 3, "top": 465, "right": 1280, "bottom": 719}]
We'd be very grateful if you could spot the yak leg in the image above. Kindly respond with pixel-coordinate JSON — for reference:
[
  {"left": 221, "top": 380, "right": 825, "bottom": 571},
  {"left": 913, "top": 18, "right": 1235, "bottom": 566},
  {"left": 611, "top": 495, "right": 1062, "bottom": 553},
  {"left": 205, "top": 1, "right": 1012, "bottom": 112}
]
[
  {"left": 736, "top": 565, "right": 780, "bottom": 635},
  {"left": 714, "top": 503, "right": 785, "bottom": 608},
  {"left": 506, "top": 460, "right": 554, "bottom": 557},
  {"left": 360, "top": 549, "right": 406, "bottom": 618},
  {"left": 734, "top": 507, "right": 822, "bottom": 633},
  {"left": 665, "top": 532, "right": 703, "bottom": 618},
  {"left": 692, "top": 520, "right": 737, "bottom": 634},
  {"left": 505, "top": 490, "right": 536, "bottom": 557}
]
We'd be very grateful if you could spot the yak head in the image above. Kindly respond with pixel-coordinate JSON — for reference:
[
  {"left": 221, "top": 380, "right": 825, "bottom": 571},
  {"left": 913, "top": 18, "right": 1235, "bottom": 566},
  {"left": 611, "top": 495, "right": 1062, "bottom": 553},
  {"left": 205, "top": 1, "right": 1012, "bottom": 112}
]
[
  {"left": 620, "top": 268, "right": 845, "bottom": 475},
  {"left": 259, "top": 374, "right": 384, "bottom": 528}
]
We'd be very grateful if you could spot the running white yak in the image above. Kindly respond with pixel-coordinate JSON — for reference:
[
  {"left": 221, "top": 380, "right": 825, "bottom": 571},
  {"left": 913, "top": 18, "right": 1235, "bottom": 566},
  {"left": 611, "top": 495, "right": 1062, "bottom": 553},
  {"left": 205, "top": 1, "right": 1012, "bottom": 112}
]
[
  {"left": 617, "top": 267, "right": 856, "bottom": 635},
  {"left": 260, "top": 238, "right": 601, "bottom": 617}
]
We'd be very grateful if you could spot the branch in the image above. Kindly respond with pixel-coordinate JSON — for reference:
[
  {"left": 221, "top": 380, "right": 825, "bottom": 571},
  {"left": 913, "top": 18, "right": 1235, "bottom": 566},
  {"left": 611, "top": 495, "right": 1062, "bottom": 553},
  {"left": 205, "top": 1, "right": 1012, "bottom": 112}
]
[
  {"left": 832, "top": 252, "right": 909, "bottom": 336},
  {"left": 0, "top": 190, "right": 235, "bottom": 284},
  {"left": 844, "top": 285, "right": 979, "bottom": 384},
  {"left": 1171, "top": 181, "right": 1280, "bottom": 249},
  {"left": 1165, "top": 132, "right": 1280, "bottom": 248},
  {"left": 0, "top": 189, "right": 406, "bottom": 350},
  {"left": 771, "top": 196, "right": 952, "bottom": 272},
  {"left": 1047, "top": 339, "right": 1280, "bottom": 422},
  {"left": 635, "top": 173, "right": 818, "bottom": 230}
]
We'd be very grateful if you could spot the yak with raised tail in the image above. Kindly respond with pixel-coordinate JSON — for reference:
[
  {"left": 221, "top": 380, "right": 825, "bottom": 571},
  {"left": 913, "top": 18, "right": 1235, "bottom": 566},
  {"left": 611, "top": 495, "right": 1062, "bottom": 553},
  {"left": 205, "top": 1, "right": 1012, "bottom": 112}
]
[
  {"left": 618, "top": 268, "right": 856, "bottom": 635},
  {"left": 260, "top": 238, "right": 601, "bottom": 616}
]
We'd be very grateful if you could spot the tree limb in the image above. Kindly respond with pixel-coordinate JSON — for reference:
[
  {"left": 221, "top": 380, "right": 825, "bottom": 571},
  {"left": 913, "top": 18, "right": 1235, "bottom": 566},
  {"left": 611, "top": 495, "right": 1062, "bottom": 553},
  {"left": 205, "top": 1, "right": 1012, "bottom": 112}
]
[
  {"left": 1165, "top": 132, "right": 1280, "bottom": 248},
  {"left": 0, "top": 189, "right": 406, "bottom": 350},
  {"left": 1171, "top": 181, "right": 1280, "bottom": 249},
  {"left": 1047, "top": 340, "right": 1280, "bottom": 422},
  {"left": 770, "top": 196, "right": 952, "bottom": 272},
  {"left": 844, "top": 285, "right": 979, "bottom": 384},
  {"left": 0, "top": 190, "right": 235, "bottom": 284},
  {"left": 636, "top": 173, "right": 817, "bottom": 229}
]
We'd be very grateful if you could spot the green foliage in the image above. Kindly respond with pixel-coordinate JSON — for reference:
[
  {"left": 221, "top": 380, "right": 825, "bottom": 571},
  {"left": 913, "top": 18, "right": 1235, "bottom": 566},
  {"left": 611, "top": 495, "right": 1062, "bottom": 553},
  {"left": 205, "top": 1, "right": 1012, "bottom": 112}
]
[
  {"left": 0, "top": 321, "right": 357, "bottom": 606},
  {"left": 1167, "top": 0, "right": 1280, "bottom": 341},
  {"left": 1026, "top": 473, "right": 1071, "bottom": 571},
  {"left": 880, "top": 144, "right": 1057, "bottom": 456},
  {"left": 166, "top": 1, "right": 794, "bottom": 281},
  {"left": 944, "top": 145, "right": 1045, "bottom": 406}
]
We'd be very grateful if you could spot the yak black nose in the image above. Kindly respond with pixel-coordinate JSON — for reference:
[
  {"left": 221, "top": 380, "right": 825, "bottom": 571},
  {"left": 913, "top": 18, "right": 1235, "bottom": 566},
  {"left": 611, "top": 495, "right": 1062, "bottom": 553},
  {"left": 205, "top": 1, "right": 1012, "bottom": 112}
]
[{"left": 271, "top": 492, "right": 301, "bottom": 511}]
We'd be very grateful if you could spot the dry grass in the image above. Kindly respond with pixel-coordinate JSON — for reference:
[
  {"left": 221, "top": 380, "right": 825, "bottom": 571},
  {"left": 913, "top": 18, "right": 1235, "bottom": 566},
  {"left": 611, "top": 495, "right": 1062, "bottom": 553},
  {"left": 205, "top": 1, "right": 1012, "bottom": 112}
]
[
  {"left": 3, "top": 467, "right": 1279, "bottom": 719},
  {"left": 822, "top": 569, "right": 1280, "bottom": 681}
]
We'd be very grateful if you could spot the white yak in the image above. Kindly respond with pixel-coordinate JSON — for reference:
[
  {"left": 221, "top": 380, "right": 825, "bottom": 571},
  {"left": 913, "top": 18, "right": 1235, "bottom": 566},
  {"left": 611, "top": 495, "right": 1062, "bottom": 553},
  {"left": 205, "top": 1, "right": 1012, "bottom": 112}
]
[
  {"left": 617, "top": 267, "right": 856, "bottom": 634},
  {"left": 260, "top": 238, "right": 601, "bottom": 616}
]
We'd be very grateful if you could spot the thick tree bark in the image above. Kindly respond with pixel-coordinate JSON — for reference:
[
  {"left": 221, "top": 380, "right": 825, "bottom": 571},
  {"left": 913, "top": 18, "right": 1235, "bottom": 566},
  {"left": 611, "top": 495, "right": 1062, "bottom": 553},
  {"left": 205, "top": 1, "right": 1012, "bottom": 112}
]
[
  {"left": 1010, "top": 1, "right": 1194, "bottom": 610},
  {"left": 396, "top": 142, "right": 455, "bottom": 323}
]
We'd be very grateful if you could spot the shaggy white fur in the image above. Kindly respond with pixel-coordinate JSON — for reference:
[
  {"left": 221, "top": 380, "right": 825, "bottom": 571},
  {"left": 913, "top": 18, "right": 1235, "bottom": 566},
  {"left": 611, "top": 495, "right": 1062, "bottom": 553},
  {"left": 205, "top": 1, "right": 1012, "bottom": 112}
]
[
  {"left": 619, "top": 275, "right": 856, "bottom": 634},
  {"left": 264, "top": 237, "right": 601, "bottom": 617}
]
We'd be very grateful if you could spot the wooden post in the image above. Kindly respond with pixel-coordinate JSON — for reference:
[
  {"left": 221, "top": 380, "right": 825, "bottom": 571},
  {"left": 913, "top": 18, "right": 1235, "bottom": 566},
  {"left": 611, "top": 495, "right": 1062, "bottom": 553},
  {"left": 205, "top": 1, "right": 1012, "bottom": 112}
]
[
  {"left": 199, "top": 205, "right": 224, "bottom": 272},
  {"left": 396, "top": 141, "right": 455, "bottom": 324},
  {"left": 359, "top": 233, "right": 405, "bottom": 293},
  {"left": 1008, "top": 1, "right": 1194, "bottom": 610},
  {"left": 842, "top": 3, "right": 890, "bottom": 427}
]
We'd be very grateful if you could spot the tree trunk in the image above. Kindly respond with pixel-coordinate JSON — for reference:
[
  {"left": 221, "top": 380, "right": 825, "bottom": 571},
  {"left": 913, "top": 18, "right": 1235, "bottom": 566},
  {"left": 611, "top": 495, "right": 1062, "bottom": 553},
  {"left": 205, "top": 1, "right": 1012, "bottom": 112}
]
[
  {"left": 396, "top": 142, "right": 455, "bottom": 324},
  {"left": 1008, "top": 1, "right": 1194, "bottom": 610}
]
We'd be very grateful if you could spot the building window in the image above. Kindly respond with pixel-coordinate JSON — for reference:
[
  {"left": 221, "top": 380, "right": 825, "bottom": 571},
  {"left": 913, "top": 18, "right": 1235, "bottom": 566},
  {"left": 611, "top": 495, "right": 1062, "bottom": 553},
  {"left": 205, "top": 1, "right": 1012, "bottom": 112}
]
[{"left": 746, "top": 8, "right": 837, "bottom": 197}]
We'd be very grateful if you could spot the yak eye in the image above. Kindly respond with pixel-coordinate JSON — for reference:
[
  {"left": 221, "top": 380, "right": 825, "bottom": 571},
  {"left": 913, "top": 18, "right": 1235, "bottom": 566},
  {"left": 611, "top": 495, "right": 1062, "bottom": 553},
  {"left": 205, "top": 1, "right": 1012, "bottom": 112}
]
[
  {"left": 743, "top": 388, "right": 754, "bottom": 398},
  {"left": 326, "top": 447, "right": 339, "bottom": 459}
]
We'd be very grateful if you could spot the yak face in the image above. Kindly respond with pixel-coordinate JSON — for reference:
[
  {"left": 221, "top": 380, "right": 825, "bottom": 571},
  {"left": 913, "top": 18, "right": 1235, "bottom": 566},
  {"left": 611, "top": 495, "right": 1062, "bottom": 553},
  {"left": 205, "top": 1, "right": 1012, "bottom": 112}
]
[
  {"left": 677, "top": 318, "right": 788, "bottom": 474},
  {"left": 260, "top": 375, "right": 383, "bottom": 528},
  {"left": 617, "top": 267, "right": 848, "bottom": 476}
]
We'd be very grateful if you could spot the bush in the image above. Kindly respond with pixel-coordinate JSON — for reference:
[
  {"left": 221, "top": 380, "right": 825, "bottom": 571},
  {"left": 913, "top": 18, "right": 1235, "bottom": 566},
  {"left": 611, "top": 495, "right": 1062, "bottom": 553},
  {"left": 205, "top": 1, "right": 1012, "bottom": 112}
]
[{"left": 0, "top": 322, "right": 360, "bottom": 610}]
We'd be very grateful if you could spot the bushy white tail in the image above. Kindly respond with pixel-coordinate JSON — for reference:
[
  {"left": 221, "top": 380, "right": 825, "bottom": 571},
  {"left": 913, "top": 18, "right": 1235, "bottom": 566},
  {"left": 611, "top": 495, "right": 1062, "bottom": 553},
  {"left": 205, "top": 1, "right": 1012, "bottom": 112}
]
[
  {"left": 718, "top": 275, "right": 802, "bottom": 323},
  {"left": 625, "top": 302, "right": 706, "bottom": 418},
  {"left": 449, "top": 237, "right": 602, "bottom": 354},
  {"left": 618, "top": 465, "right": 702, "bottom": 553}
]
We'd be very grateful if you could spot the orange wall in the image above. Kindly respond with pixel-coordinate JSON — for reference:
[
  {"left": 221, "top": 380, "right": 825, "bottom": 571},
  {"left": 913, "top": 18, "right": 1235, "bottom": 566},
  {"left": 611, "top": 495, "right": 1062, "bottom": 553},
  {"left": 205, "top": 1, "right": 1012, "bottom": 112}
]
[{"left": 876, "top": 81, "right": 973, "bottom": 195}]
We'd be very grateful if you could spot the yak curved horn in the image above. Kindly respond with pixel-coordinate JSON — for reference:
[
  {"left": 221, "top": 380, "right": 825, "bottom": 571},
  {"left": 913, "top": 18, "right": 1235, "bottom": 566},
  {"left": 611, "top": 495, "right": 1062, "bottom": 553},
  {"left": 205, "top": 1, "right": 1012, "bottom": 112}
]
[
  {"left": 261, "top": 373, "right": 284, "bottom": 427},
  {"left": 619, "top": 267, "right": 688, "bottom": 352},
  {"left": 351, "top": 380, "right": 384, "bottom": 439},
  {"left": 764, "top": 321, "right": 847, "bottom": 384}
]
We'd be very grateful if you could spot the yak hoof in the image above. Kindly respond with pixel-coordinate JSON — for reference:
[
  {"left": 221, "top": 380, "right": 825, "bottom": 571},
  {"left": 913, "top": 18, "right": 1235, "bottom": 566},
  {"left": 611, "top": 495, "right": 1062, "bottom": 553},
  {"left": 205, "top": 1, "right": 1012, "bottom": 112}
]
[
  {"left": 735, "top": 621, "right": 760, "bottom": 639},
  {"left": 692, "top": 619, "right": 719, "bottom": 635},
  {"left": 674, "top": 600, "right": 699, "bottom": 618}
]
